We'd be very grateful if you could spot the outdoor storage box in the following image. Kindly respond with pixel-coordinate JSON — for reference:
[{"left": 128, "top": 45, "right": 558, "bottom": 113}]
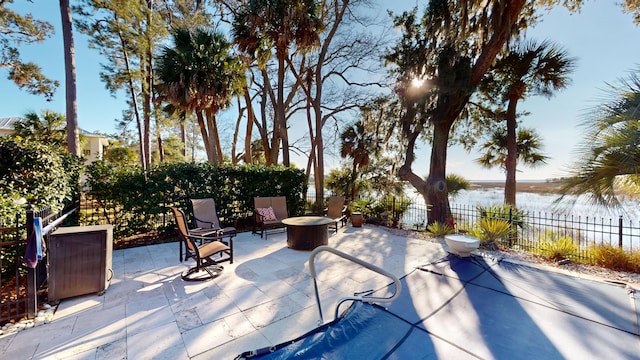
[{"left": 48, "top": 224, "right": 113, "bottom": 300}]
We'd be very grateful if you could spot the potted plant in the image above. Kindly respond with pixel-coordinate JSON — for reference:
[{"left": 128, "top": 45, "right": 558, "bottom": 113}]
[
  {"left": 350, "top": 199, "right": 372, "bottom": 227},
  {"left": 351, "top": 212, "right": 364, "bottom": 227}
]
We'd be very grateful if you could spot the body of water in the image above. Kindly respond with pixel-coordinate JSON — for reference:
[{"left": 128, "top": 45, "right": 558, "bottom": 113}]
[{"left": 452, "top": 187, "right": 640, "bottom": 220}]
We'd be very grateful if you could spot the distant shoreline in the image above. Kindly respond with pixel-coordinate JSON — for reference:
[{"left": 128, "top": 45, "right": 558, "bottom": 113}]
[{"left": 470, "top": 180, "right": 565, "bottom": 195}]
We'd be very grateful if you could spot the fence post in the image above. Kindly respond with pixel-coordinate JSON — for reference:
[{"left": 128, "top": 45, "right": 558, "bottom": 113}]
[
  {"left": 618, "top": 216, "right": 623, "bottom": 249},
  {"left": 508, "top": 207, "right": 514, "bottom": 247},
  {"left": 25, "top": 204, "right": 37, "bottom": 319}
]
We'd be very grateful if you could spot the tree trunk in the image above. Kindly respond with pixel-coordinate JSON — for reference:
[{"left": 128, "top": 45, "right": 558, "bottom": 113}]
[
  {"left": 426, "top": 120, "right": 454, "bottom": 223},
  {"left": 312, "top": 99, "right": 325, "bottom": 208},
  {"left": 142, "top": 1, "right": 153, "bottom": 168},
  {"left": 116, "top": 26, "right": 145, "bottom": 169},
  {"left": 242, "top": 84, "right": 255, "bottom": 164},
  {"left": 140, "top": 51, "right": 152, "bottom": 168},
  {"left": 276, "top": 46, "right": 290, "bottom": 166},
  {"left": 260, "top": 69, "right": 278, "bottom": 165},
  {"left": 196, "top": 110, "right": 213, "bottom": 162},
  {"left": 180, "top": 120, "right": 186, "bottom": 158},
  {"left": 205, "top": 108, "right": 220, "bottom": 163},
  {"left": 504, "top": 97, "right": 518, "bottom": 206},
  {"left": 60, "top": 0, "right": 80, "bottom": 157},
  {"left": 232, "top": 97, "right": 242, "bottom": 164}
]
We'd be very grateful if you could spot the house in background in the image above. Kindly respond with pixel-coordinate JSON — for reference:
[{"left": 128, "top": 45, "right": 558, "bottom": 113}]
[{"left": 0, "top": 117, "right": 109, "bottom": 164}]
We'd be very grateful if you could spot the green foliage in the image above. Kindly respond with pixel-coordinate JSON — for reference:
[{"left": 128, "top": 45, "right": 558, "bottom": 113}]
[
  {"left": 426, "top": 221, "right": 455, "bottom": 237},
  {"left": 0, "top": 2, "right": 58, "bottom": 99},
  {"left": 587, "top": 244, "right": 639, "bottom": 272},
  {"left": 156, "top": 135, "right": 187, "bottom": 164},
  {"left": 469, "top": 218, "right": 512, "bottom": 246},
  {"left": 560, "top": 70, "right": 640, "bottom": 207},
  {"left": 446, "top": 174, "right": 470, "bottom": 199},
  {"left": 105, "top": 142, "right": 138, "bottom": 165},
  {"left": 0, "top": 137, "right": 74, "bottom": 212},
  {"left": 475, "top": 127, "right": 549, "bottom": 170},
  {"left": 350, "top": 198, "right": 375, "bottom": 218},
  {"left": 13, "top": 111, "right": 67, "bottom": 148},
  {"left": 536, "top": 231, "right": 578, "bottom": 261},
  {"left": 84, "top": 162, "right": 306, "bottom": 238},
  {"left": 349, "top": 195, "right": 411, "bottom": 226},
  {"left": 0, "top": 184, "right": 25, "bottom": 226},
  {"left": 477, "top": 204, "right": 525, "bottom": 230},
  {"left": 325, "top": 167, "right": 354, "bottom": 199}
]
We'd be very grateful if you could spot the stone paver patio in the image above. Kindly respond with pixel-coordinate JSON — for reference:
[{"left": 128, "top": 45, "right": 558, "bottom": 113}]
[{"left": 0, "top": 225, "right": 446, "bottom": 359}]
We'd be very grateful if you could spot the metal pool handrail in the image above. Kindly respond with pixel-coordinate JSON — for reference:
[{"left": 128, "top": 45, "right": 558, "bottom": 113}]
[{"left": 308, "top": 245, "right": 402, "bottom": 324}]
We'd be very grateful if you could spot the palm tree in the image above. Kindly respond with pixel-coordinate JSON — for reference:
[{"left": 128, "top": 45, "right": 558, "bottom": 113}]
[
  {"left": 481, "top": 39, "right": 575, "bottom": 206},
  {"left": 155, "top": 28, "right": 245, "bottom": 164},
  {"left": 232, "top": 0, "right": 322, "bottom": 166},
  {"left": 476, "top": 127, "right": 549, "bottom": 193},
  {"left": 340, "top": 120, "right": 378, "bottom": 201},
  {"left": 14, "top": 111, "right": 67, "bottom": 148},
  {"left": 560, "top": 70, "right": 640, "bottom": 208}
]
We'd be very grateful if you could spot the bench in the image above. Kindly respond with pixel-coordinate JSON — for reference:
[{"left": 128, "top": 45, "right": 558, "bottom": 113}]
[{"left": 252, "top": 196, "right": 289, "bottom": 239}]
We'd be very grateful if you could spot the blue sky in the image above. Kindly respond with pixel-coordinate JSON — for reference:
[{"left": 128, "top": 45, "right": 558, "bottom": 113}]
[{"left": 2, "top": 1, "right": 639, "bottom": 181}]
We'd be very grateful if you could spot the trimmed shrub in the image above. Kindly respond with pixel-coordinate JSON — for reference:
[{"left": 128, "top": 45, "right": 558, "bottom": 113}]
[
  {"left": 0, "top": 137, "right": 80, "bottom": 217},
  {"left": 83, "top": 161, "right": 307, "bottom": 239}
]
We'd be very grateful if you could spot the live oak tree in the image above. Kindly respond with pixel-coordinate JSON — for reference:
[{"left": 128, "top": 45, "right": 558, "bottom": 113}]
[{"left": 384, "top": 0, "right": 582, "bottom": 224}]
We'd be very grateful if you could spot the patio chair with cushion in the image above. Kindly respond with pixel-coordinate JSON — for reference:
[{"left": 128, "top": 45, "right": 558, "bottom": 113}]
[
  {"left": 170, "top": 206, "right": 233, "bottom": 281},
  {"left": 190, "top": 198, "right": 237, "bottom": 236},
  {"left": 324, "top": 196, "right": 347, "bottom": 232},
  {"left": 253, "top": 196, "right": 289, "bottom": 239}
]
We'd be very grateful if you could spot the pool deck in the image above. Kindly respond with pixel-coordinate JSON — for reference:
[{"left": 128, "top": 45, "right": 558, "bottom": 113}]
[
  {"left": 0, "top": 225, "right": 447, "bottom": 359},
  {"left": 0, "top": 225, "right": 638, "bottom": 359}
]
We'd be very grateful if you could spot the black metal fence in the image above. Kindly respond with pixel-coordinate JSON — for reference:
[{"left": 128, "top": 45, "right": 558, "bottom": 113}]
[
  {"left": 448, "top": 203, "right": 640, "bottom": 255},
  {"left": 0, "top": 213, "right": 23, "bottom": 326},
  {"left": 0, "top": 202, "right": 77, "bottom": 326},
  {"left": 369, "top": 197, "right": 640, "bottom": 261}
]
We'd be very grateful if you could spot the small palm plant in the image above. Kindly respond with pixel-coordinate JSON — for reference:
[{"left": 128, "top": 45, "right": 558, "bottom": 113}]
[
  {"left": 537, "top": 231, "right": 578, "bottom": 262},
  {"left": 426, "top": 221, "right": 455, "bottom": 237},
  {"left": 469, "top": 218, "right": 512, "bottom": 250}
]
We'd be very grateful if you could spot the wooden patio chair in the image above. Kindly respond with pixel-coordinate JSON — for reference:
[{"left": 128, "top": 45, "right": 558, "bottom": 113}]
[{"left": 170, "top": 206, "right": 233, "bottom": 281}]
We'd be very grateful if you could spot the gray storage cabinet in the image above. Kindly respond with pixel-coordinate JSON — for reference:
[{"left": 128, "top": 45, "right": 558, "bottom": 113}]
[{"left": 48, "top": 225, "right": 113, "bottom": 300}]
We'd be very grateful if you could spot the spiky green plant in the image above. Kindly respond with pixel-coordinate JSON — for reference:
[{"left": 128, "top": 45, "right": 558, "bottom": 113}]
[
  {"left": 469, "top": 218, "right": 512, "bottom": 248},
  {"left": 476, "top": 204, "right": 525, "bottom": 246},
  {"left": 426, "top": 221, "right": 455, "bottom": 237},
  {"left": 538, "top": 235, "right": 578, "bottom": 262}
]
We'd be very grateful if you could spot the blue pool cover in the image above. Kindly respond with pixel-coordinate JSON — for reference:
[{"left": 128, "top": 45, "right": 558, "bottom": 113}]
[{"left": 237, "top": 255, "right": 640, "bottom": 359}]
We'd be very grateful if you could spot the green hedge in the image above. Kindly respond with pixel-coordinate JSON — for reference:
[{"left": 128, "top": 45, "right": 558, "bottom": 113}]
[
  {"left": 0, "top": 137, "right": 81, "bottom": 224},
  {"left": 84, "top": 161, "right": 307, "bottom": 238}
]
